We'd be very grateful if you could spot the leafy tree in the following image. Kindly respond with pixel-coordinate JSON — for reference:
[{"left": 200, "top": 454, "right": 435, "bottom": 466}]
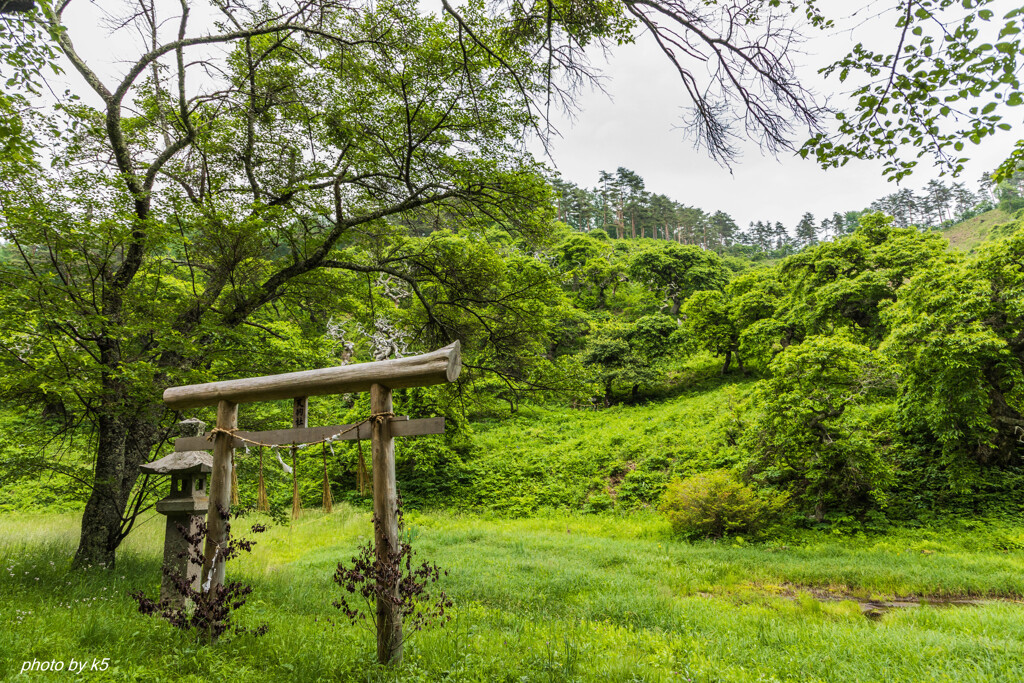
[
  {"left": 951, "top": 182, "right": 982, "bottom": 219},
  {"left": 582, "top": 314, "right": 678, "bottom": 401},
  {"left": 0, "top": 0, "right": 567, "bottom": 568},
  {"left": 731, "top": 269, "right": 788, "bottom": 367},
  {"left": 551, "top": 176, "right": 597, "bottom": 232},
  {"left": 795, "top": 212, "right": 817, "bottom": 248},
  {"left": 803, "top": 1, "right": 1024, "bottom": 181},
  {"left": 990, "top": 168, "right": 1024, "bottom": 212},
  {"left": 597, "top": 170, "right": 619, "bottom": 237},
  {"left": 882, "top": 226, "right": 1024, "bottom": 472},
  {"left": 745, "top": 334, "right": 895, "bottom": 521},
  {"left": 553, "top": 233, "right": 621, "bottom": 309},
  {"left": 617, "top": 168, "right": 648, "bottom": 240},
  {"left": 676, "top": 207, "right": 708, "bottom": 247},
  {"left": 682, "top": 290, "right": 739, "bottom": 373},
  {"left": 708, "top": 211, "right": 739, "bottom": 249},
  {"left": 924, "top": 179, "right": 954, "bottom": 225},
  {"left": 830, "top": 212, "right": 848, "bottom": 237},
  {"left": 683, "top": 268, "right": 789, "bottom": 374},
  {"left": 628, "top": 243, "right": 728, "bottom": 316},
  {"left": 649, "top": 193, "right": 677, "bottom": 241},
  {"left": 777, "top": 213, "right": 950, "bottom": 345}
]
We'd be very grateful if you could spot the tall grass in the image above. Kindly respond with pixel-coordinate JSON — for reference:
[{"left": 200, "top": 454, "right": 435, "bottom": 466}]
[{"left": 2, "top": 509, "right": 1024, "bottom": 681}]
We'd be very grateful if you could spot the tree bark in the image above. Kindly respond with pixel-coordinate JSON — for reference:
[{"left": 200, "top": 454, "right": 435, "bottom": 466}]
[
  {"left": 670, "top": 296, "right": 682, "bottom": 317},
  {"left": 72, "top": 393, "right": 162, "bottom": 569},
  {"left": 73, "top": 407, "right": 129, "bottom": 569}
]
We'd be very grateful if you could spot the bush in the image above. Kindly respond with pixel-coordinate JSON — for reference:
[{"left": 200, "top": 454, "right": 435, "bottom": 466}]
[{"left": 660, "top": 471, "right": 786, "bottom": 539}]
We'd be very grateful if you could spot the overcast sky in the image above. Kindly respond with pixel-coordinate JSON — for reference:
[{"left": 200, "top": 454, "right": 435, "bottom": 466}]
[
  {"left": 55, "top": 0, "right": 1020, "bottom": 231},
  {"left": 535, "top": 0, "right": 1019, "bottom": 229}
]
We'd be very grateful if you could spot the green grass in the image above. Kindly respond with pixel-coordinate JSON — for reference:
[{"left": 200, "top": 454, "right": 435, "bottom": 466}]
[
  {"left": 461, "top": 360, "right": 753, "bottom": 515},
  {"left": 940, "top": 208, "right": 1015, "bottom": 252},
  {"left": 3, "top": 508, "right": 1024, "bottom": 681}
]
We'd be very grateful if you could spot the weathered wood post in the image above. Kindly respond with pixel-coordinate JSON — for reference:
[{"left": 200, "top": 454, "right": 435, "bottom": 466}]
[
  {"left": 202, "top": 400, "right": 237, "bottom": 594},
  {"left": 291, "top": 397, "right": 308, "bottom": 519},
  {"left": 162, "top": 341, "right": 461, "bottom": 660},
  {"left": 371, "top": 383, "right": 402, "bottom": 664}
]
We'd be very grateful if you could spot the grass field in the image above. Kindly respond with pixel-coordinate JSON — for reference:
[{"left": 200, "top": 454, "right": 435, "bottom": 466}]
[{"left": 3, "top": 507, "right": 1024, "bottom": 682}]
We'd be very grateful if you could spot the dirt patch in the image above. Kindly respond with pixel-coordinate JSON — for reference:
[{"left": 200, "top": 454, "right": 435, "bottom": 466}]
[
  {"left": 852, "top": 599, "right": 989, "bottom": 620},
  {"left": 705, "top": 582, "right": 1022, "bottom": 620}
]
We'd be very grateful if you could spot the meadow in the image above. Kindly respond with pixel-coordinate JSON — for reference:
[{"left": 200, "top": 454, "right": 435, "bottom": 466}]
[{"left": 3, "top": 507, "right": 1024, "bottom": 682}]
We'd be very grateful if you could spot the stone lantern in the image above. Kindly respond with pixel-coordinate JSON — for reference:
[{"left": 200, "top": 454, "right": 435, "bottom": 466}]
[{"left": 140, "top": 418, "right": 212, "bottom": 608}]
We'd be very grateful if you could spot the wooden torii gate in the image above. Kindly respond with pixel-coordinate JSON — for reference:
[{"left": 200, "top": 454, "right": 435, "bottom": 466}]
[{"left": 162, "top": 342, "right": 461, "bottom": 664}]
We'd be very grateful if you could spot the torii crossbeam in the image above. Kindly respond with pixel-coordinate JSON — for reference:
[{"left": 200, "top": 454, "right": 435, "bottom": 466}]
[{"left": 162, "top": 341, "right": 461, "bottom": 664}]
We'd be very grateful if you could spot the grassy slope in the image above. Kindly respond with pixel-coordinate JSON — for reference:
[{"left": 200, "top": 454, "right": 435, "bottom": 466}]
[
  {"left": 460, "top": 355, "right": 751, "bottom": 515},
  {"left": 3, "top": 508, "right": 1024, "bottom": 682},
  {"left": 940, "top": 208, "right": 1015, "bottom": 252}
]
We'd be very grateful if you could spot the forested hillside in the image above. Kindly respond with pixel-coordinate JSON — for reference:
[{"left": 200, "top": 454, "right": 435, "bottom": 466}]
[
  {"left": 549, "top": 166, "right": 1024, "bottom": 258},
  {"left": 463, "top": 208, "right": 1024, "bottom": 525},
  {"left": 5, "top": 193, "right": 1024, "bottom": 531}
]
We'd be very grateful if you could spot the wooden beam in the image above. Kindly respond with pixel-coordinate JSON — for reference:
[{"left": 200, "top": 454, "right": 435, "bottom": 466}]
[
  {"left": 372, "top": 383, "right": 402, "bottom": 665},
  {"left": 202, "top": 400, "right": 236, "bottom": 603},
  {"left": 172, "top": 416, "right": 444, "bottom": 451},
  {"left": 163, "top": 342, "right": 461, "bottom": 410}
]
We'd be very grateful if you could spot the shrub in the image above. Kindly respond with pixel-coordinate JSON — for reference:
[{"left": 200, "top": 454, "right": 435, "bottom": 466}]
[
  {"left": 660, "top": 471, "right": 786, "bottom": 539},
  {"left": 129, "top": 505, "right": 268, "bottom": 642}
]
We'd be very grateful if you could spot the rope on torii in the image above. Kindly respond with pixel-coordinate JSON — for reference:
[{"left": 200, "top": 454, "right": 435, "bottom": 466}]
[{"left": 204, "top": 410, "right": 397, "bottom": 516}]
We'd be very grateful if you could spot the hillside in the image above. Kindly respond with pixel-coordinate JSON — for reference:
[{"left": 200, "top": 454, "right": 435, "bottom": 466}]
[
  {"left": 940, "top": 208, "right": 1016, "bottom": 252},
  {"left": 461, "top": 359, "right": 754, "bottom": 516}
]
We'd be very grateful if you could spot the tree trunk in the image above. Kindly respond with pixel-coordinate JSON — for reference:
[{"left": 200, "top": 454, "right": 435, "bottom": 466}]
[
  {"left": 73, "top": 368, "right": 162, "bottom": 569},
  {"left": 73, "top": 406, "right": 159, "bottom": 568},
  {"left": 670, "top": 296, "right": 682, "bottom": 317},
  {"left": 722, "top": 349, "right": 732, "bottom": 374},
  {"left": 73, "top": 409, "right": 129, "bottom": 569}
]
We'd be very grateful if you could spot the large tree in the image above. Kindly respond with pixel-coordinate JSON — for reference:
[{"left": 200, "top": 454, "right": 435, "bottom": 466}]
[
  {"left": 628, "top": 242, "right": 728, "bottom": 316},
  {"left": 0, "top": 0, "right": 560, "bottom": 568},
  {"left": 882, "top": 230, "right": 1024, "bottom": 471},
  {"left": 0, "top": 0, "right": 832, "bottom": 568}
]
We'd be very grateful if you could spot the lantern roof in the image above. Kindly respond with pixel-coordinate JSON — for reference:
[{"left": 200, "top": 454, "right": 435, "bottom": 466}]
[{"left": 140, "top": 450, "right": 212, "bottom": 475}]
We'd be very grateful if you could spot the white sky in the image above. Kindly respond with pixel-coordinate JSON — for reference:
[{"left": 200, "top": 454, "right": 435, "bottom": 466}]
[
  {"left": 51, "top": 0, "right": 1021, "bottom": 230},
  {"left": 535, "top": 0, "right": 1020, "bottom": 229}
]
